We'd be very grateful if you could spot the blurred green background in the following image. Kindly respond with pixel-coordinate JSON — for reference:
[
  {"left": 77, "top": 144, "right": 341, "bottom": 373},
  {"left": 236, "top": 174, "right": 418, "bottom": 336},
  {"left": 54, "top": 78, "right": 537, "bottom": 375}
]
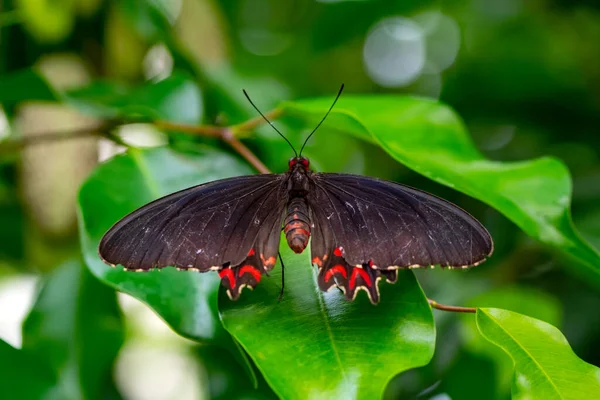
[{"left": 1, "top": 0, "right": 600, "bottom": 399}]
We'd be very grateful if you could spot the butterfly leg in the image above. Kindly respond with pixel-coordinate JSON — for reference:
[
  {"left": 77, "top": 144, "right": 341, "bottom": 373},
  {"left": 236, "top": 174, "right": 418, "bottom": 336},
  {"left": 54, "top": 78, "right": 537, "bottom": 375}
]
[{"left": 277, "top": 252, "right": 285, "bottom": 302}]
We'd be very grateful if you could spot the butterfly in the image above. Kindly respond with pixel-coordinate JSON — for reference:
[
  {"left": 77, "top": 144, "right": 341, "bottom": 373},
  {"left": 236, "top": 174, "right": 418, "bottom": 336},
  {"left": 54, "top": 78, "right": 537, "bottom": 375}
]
[{"left": 98, "top": 85, "right": 493, "bottom": 304}]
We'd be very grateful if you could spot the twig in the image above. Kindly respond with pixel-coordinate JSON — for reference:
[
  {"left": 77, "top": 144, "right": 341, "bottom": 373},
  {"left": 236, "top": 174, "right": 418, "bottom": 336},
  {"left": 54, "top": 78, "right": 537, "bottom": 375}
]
[
  {"left": 152, "top": 108, "right": 282, "bottom": 136},
  {"left": 0, "top": 123, "right": 112, "bottom": 155},
  {"left": 222, "top": 128, "right": 271, "bottom": 174},
  {"left": 232, "top": 109, "right": 283, "bottom": 133},
  {"left": 153, "top": 120, "right": 223, "bottom": 137},
  {"left": 152, "top": 117, "right": 276, "bottom": 174},
  {"left": 428, "top": 298, "right": 476, "bottom": 313}
]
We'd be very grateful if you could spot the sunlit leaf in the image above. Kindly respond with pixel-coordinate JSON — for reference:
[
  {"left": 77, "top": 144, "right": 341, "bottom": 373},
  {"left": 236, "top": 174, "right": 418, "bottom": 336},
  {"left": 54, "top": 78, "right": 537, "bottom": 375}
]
[
  {"left": 220, "top": 240, "right": 435, "bottom": 400},
  {"left": 282, "top": 96, "right": 600, "bottom": 285},
  {"left": 460, "top": 286, "right": 563, "bottom": 399},
  {"left": 476, "top": 308, "right": 600, "bottom": 400}
]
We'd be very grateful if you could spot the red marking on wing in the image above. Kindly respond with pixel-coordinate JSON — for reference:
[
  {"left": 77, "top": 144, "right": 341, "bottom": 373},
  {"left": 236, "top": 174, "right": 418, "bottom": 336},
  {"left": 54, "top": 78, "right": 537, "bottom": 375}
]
[
  {"left": 312, "top": 257, "right": 323, "bottom": 267},
  {"left": 333, "top": 247, "right": 343, "bottom": 257},
  {"left": 240, "top": 265, "right": 262, "bottom": 282},
  {"left": 324, "top": 264, "right": 347, "bottom": 283},
  {"left": 218, "top": 268, "right": 235, "bottom": 288},
  {"left": 349, "top": 268, "right": 372, "bottom": 290},
  {"left": 368, "top": 260, "right": 374, "bottom": 268},
  {"left": 247, "top": 248, "right": 255, "bottom": 257}
]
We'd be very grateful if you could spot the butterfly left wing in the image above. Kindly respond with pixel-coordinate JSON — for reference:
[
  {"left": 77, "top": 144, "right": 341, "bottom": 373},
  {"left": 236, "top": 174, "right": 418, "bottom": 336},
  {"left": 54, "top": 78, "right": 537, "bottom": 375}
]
[
  {"left": 308, "top": 173, "right": 493, "bottom": 304},
  {"left": 99, "top": 174, "right": 288, "bottom": 299}
]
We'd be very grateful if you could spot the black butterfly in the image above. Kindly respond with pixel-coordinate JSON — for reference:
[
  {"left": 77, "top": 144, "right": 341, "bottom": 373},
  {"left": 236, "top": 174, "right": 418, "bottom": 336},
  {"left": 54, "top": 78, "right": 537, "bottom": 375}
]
[{"left": 99, "top": 85, "right": 493, "bottom": 304}]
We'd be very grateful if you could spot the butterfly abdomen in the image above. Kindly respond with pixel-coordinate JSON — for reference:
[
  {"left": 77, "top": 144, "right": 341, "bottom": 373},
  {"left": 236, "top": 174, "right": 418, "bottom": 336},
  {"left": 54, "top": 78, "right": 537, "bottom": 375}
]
[{"left": 284, "top": 197, "right": 311, "bottom": 254}]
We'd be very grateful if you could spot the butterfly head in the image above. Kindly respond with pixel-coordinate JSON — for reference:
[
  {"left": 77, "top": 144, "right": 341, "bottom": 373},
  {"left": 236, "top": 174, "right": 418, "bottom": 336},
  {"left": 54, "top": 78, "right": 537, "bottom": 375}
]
[{"left": 288, "top": 156, "right": 310, "bottom": 171}]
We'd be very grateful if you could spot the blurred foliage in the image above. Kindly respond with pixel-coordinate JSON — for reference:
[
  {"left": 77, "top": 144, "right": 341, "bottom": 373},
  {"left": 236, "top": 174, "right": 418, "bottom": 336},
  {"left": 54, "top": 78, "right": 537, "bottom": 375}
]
[
  {"left": 1, "top": 0, "right": 600, "bottom": 399},
  {"left": 22, "top": 259, "right": 123, "bottom": 399}
]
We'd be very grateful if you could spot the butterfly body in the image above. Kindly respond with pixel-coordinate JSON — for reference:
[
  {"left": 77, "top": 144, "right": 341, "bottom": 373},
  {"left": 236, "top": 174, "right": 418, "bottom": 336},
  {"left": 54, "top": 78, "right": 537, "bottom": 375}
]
[{"left": 99, "top": 155, "right": 493, "bottom": 304}]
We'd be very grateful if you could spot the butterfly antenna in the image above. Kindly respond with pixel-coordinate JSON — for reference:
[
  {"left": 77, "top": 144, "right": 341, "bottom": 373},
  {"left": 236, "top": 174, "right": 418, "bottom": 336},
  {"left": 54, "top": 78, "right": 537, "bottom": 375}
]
[
  {"left": 299, "top": 83, "right": 345, "bottom": 156},
  {"left": 242, "top": 89, "right": 297, "bottom": 157}
]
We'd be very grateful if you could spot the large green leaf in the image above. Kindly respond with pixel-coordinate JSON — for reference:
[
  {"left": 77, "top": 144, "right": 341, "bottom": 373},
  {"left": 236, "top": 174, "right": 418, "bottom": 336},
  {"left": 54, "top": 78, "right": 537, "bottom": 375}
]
[
  {"left": 282, "top": 96, "right": 600, "bottom": 284},
  {"left": 220, "top": 240, "right": 435, "bottom": 399},
  {"left": 476, "top": 308, "right": 600, "bottom": 400},
  {"left": 78, "top": 146, "right": 251, "bottom": 343},
  {"left": 460, "top": 286, "right": 563, "bottom": 399},
  {"left": 22, "top": 260, "right": 123, "bottom": 400}
]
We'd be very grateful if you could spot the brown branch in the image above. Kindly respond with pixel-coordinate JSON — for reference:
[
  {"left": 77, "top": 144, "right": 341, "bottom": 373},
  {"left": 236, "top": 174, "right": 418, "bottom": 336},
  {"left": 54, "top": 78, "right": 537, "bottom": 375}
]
[
  {"left": 232, "top": 108, "right": 283, "bottom": 133},
  {"left": 2, "top": 112, "right": 279, "bottom": 174},
  {"left": 152, "top": 108, "right": 283, "bottom": 137},
  {"left": 152, "top": 120, "right": 272, "bottom": 174},
  {"left": 428, "top": 298, "right": 476, "bottom": 313},
  {"left": 222, "top": 128, "right": 271, "bottom": 174},
  {"left": 0, "top": 123, "right": 112, "bottom": 155},
  {"left": 153, "top": 120, "right": 223, "bottom": 137}
]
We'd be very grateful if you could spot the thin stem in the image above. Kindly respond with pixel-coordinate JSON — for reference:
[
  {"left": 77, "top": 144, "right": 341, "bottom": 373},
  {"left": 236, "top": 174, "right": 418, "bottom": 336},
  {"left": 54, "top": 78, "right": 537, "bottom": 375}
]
[
  {"left": 0, "top": 123, "right": 110, "bottom": 155},
  {"left": 1, "top": 114, "right": 278, "bottom": 175},
  {"left": 153, "top": 120, "right": 223, "bottom": 137},
  {"left": 222, "top": 128, "right": 271, "bottom": 174},
  {"left": 428, "top": 298, "right": 476, "bottom": 313},
  {"left": 233, "top": 109, "right": 283, "bottom": 133},
  {"left": 153, "top": 120, "right": 272, "bottom": 174}
]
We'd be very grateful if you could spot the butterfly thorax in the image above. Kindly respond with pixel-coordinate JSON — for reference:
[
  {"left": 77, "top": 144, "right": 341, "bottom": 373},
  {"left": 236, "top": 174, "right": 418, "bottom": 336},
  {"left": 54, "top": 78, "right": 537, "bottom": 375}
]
[{"left": 284, "top": 156, "right": 312, "bottom": 253}]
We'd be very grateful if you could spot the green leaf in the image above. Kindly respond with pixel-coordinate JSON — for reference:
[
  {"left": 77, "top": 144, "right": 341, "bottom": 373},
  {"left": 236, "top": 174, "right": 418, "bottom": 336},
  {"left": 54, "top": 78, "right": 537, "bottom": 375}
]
[
  {"left": 460, "top": 286, "right": 563, "bottom": 399},
  {"left": 463, "top": 286, "right": 563, "bottom": 352},
  {"left": 282, "top": 96, "right": 600, "bottom": 284},
  {"left": 220, "top": 240, "right": 435, "bottom": 400},
  {"left": 0, "top": 338, "right": 56, "bottom": 399},
  {"left": 22, "top": 259, "right": 123, "bottom": 400},
  {"left": 476, "top": 308, "right": 600, "bottom": 400}
]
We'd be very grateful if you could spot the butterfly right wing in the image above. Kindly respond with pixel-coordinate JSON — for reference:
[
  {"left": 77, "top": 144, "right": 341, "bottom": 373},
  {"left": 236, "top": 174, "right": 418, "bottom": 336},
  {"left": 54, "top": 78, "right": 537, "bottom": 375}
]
[
  {"left": 308, "top": 173, "right": 493, "bottom": 303},
  {"left": 99, "top": 174, "right": 289, "bottom": 299}
]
